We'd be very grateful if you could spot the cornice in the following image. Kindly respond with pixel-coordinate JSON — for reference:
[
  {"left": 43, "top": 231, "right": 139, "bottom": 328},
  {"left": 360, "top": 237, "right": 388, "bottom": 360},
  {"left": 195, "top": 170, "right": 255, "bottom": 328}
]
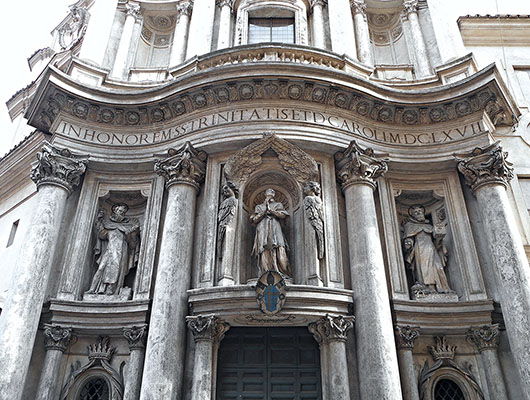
[{"left": 26, "top": 61, "right": 518, "bottom": 135}]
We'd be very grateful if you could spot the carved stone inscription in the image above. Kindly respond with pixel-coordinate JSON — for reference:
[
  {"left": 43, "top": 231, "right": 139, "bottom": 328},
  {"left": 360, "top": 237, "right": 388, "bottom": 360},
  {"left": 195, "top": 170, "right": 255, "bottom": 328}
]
[{"left": 55, "top": 110, "right": 486, "bottom": 147}]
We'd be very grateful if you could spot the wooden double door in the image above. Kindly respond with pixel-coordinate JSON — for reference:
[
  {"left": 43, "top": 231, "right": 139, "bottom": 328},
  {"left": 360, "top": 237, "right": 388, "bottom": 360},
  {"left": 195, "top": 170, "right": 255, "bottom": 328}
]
[{"left": 216, "top": 327, "right": 322, "bottom": 400}]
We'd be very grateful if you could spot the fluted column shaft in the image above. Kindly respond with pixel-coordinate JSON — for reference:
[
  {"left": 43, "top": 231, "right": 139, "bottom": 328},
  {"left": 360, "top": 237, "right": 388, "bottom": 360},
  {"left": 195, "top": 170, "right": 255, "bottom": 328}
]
[
  {"left": 140, "top": 143, "right": 207, "bottom": 400},
  {"left": 310, "top": 0, "right": 327, "bottom": 49},
  {"left": 111, "top": 1, "right": 141, "bottom": 79},
  {"left": 35, "top": 325, "right": 74, "bottom": 400},
  {"left": 123, "top": 326, "right": 147, "bottom": 400},
  {"left": 403, "top": 0, "right": 431, "bottom": 77},
  {"left": 0, "top": 144, "right": 87, "bottom": 400},
  {"left": 217, "top": 0, "right": 233, "bottom": 49},
  {"left": 170, "top": 1, "right": 193, "bottom": 65},
  {"left": 456, "top": 143, "right": 530, "bottom": 398},
  {"left": 335, "top": 141, "right": 402, "bottom": 399},
  {"left": 396, "top": 326, "right": 420, "bottom": 400},
  {"left": 351, "top": 0, "right": 373, "bottom": 65}
]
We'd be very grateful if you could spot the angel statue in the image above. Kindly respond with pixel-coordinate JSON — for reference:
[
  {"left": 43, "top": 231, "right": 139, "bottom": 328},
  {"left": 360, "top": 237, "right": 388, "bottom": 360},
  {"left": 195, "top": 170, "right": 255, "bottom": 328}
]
[
  {"left": 217, "top": 182, "right": 239, "bottom": 258},
  {"left": 303, "top": 181, "right": 325, "bottom": 259},
  {"left": 86, "top": 203, "right": 141, "bottom": 296},
  {"left": 250, "top": 188, "right": 291, "bottom": 277},
  {"left": 402, "top": 205, "right": 452, "bottom": 294}
]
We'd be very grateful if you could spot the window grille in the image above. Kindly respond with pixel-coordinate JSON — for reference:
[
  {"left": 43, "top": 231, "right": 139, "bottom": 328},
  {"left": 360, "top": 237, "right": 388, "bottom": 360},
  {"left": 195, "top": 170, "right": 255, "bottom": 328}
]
[
  {"left": 79, "top": 377, "right": 110, "bottom": 400},
  {"left": 434, "top": 379, "right": 465, "bottom": 400}
]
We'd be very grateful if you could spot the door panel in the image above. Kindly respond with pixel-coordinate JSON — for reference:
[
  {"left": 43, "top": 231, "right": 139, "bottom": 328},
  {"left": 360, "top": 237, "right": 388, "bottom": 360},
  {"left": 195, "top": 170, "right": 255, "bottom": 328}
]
[{"left": 217, "top": 327, "right": 321, "bottom": 400}]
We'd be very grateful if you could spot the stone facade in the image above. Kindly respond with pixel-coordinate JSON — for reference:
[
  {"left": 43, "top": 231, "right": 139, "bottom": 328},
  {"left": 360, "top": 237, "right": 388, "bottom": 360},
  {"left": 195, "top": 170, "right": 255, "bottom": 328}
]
[{"left": 1, "top": 1, "right": 530, "bottom": 399}]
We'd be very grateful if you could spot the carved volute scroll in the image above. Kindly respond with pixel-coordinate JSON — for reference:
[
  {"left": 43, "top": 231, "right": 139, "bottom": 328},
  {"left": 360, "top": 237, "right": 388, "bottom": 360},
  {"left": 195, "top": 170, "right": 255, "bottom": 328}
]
[
  {"left": 334, "top": 140, "right": 388, "bottom": 191},
  {"left": 123, "top": 325, "right": 148, "bottom": 350},
  {"left": 466, "top": 324, "right": 500, "bottom": 353},
  {"left": 30, "top": 142, "right": 88, "bottom": 194},
  {"left": 223, "top": 133, "right": 319, "bottom": 186},
  {"left": 186, "top": 315, "right": 231, "bottom": 343},
  {"left": 154, "top": 141, "right": 207, "bottom": 190},
  {"left": 395, "top": 325, "right": 420, "bottom": 350},
  {"left": 43, "top": 324, "right": 75, "bottom": 352},
  {"left": 308, "top": 314, "right": 354, "bottom": 344},
  {"left": 454, "top": 142, "right": 514, "bottom": 192}
]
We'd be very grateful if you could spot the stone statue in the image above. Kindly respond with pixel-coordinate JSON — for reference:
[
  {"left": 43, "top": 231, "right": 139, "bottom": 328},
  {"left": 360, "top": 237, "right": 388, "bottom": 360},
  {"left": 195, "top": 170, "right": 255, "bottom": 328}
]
[
  {"left": 402, "top": 205, "right": 451, "bottom": 294},
  {"left": 250, "top": 188, "right": 291, "bottom": 277},
  {"left": 58, "top": 4, "right": 89, "bottom": 50},
  {"left": 217, "top": 181, "right": 238, "bottom": 259},
  {"left": 303, "top": 181, "right": 325, "bottom": 259},
  {"left": 86, "top": 203, "right": 140, "bottom": 296}
]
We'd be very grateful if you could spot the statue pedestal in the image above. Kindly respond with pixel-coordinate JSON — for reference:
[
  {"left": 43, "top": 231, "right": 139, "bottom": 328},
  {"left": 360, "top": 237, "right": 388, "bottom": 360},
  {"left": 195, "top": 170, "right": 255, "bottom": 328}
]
[
  {"left": 83, "top": 287, "right": 132, "bottom": 302},
  {"left": 411, "top": 285, "right": 458, "bottom": 302}
]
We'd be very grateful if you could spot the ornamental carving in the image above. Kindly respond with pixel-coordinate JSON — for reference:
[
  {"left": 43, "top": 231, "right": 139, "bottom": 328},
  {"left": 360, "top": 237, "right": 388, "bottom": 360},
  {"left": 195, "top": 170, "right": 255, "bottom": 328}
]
[
  {"left": 177, "top": 1, "right": 194, "bottom": 20},
  {"left": 308, "top": 314, "right": 354, "bottom": 344},
  {"left": 395, "top": 325, "right": 420, "bottom": 350},
  {"left": 43, "top": 324, "right": 75, "bottom": 352},
  {"left": 335, "top": 141, "right": 388, "bottom": 190},
  {"left": 186, "top": 315, "right": 230, "bottom": 342},
  {"left": 350, "top": 0, "right": 367, "bottom": 14},
  {"left": 33, "top": 78, "right": 504, "bottom": 132},
  {"left": 454, "top": 142, "right": 514, "bottom": 192},
  {"left": 123, "top": 325, "right": 148, "bottom": 350},
  {"left": 310, "top": 0, "right": 327, "bottom": 8},
  {"left": 402, "top": 0, "right": 419, "bottom": 15},
  {"left": 466, "top": 324, "right": 500, "bottom": 352},
  {"left": 58, "top": 4, "right": 89, "bottom": 50},
  {"left": 216, "top": 0, "right": 234, "bottom": 8},
  {"left": 429, "top": 336, "right": 456, "bottom": 361},
  {"left": 126, "top": 2, "right": 142, "bottom": 20},
  {"left": 154, "top": 142, "right": 207, "bottom": 189},
  {"left": 30, "top": 142, "right": 88, "bottom": 194},
  {"left": 224, "top": 134, "right": 319, "bottom": 185}
]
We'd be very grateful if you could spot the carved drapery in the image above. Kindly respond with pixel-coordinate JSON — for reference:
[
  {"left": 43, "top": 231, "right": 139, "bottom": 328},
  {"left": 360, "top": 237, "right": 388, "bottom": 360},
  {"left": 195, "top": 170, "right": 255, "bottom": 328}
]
[
  {"left": 30, "top": 142, "right": 88, "bottom": 194},
  {"left": 455, "top": 142, "right": 514, "bottom": 192},
  {"left": 186, "top": 315, "right": 230, "bottom": 343},
  {"left": 154, "top": 141, "right": 207, "bottom": 190},
  {"left": 43, "top": 324, "right": 75, "bottom": 352},
  {"left": 335, "top": 140, "right": 388, "bottom": 190},
  {"left": 123, "top": 325, "right": 148, "bottom": 350},
  {"left": 466, "top": 324, "right": 500, "bottom": 352},
  {"left": 395, "top": 325, "right": 420, "bottom": 350},
  {"left": 308, "top": 314, "right": 354, "bottom": 343}
]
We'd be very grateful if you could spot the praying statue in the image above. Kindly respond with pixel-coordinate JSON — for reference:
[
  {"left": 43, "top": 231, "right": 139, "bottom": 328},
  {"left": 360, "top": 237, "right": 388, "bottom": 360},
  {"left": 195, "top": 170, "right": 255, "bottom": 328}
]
[
  {"left": 250, "top": 188, "right": 291, "bottom": 277},
  {"left": 86, "top": 203, "right": 141, "bottom": 296},
  {"left": 402, "top": 205, "right": 452, "bottom": 294}
]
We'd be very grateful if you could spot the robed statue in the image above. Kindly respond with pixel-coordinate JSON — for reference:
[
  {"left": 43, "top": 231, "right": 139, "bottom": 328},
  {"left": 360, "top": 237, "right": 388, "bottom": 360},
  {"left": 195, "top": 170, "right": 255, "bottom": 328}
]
[
  {"left": 402, "top": 205, "right": 451, "bottom": 294},
  {"left": 87, "top": 203, "right": 141, "bottom": 295},
  {"left": 303, "top": 181, "right": 325, "bottom": 259},
  {"left": 217, "top": 182, "right": 238, "bottom": 259},
  {"left": 250, "top": 188, "right": 291, "bottom": 277}
]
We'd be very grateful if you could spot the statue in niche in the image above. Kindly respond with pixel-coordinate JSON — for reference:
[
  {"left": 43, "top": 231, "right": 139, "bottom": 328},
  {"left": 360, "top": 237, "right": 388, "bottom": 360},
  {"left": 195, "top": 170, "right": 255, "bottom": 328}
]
[
  {"left": 303, "top": 181, "right": 325, "bottom": 259},
  {"left": 217, "top": 181, "right": 239, "bottom": 259},
  {"left": 250, "top": 188, "right": 291, "bottom": 277},
  {"left": 86, "top": 203, "right": 140, "bottom": 297},
  {"left": 402, "top": 205, "right": 452, "bottom": 294}
]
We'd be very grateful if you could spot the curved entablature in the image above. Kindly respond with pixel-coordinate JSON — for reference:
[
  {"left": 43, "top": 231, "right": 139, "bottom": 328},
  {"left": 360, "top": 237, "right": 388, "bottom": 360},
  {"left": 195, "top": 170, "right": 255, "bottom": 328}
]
[{"left": 26, "top": 59, "right": 518, "bottom": 163}]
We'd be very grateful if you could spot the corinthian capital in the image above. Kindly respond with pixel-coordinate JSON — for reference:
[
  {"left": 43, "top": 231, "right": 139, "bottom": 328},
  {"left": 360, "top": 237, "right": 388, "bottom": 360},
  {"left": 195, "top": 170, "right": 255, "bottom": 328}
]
[
  {"left": 395, "top": 325, "right": 420, "bottom": 350},
  {"left": 454, "top": 142, "right": 514, "bottom": 192},
  {"left": 350, "top": 0, "right": 367, "bottom": 14},
  {"left": 308, "top": 314, "right": 354, "bottom": 344},
  {"left": 154, "top": 142, "right": 207, "bottom": 190},
  {"left": 467, "top": 324, "right": 500, "bottom": 352},
  {"left": 126, "top": 1, "right": 141, "bottom": 20},
  {"left": 30, "top": 142, "right": 88, "bottom": 194},
  {"left": 43, "top": 324, "right": 74, "bottom": 352},
  {"left": 123, "top": 325, "right": 148, "bottom": 350},
  {"left": 177, "top": 1, "right": 194, "bottom": 19},
  {"left": 216, "top": 0, "right": 234, "bottom": 9},
  {"left": 402, "top": 0, "right": 419, "bottom": 14},
  {"left": 186, "top": 315, "right": 230, "bottom": 343},
  {"left": 335, "top": 141, "right": 388, "bottom": 190},
  {"left": 311, "top": 0, "right": 328, "bottom": 9}
]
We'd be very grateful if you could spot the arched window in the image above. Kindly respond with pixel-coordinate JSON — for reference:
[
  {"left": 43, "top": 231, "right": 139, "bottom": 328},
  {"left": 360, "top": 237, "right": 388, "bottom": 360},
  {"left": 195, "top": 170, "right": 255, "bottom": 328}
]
[
  {"left": 78, "top": 377, "right": 110, "bottom": 400},
  {"left": 434, "top": 379, "right": 466, "bottom": 400}
]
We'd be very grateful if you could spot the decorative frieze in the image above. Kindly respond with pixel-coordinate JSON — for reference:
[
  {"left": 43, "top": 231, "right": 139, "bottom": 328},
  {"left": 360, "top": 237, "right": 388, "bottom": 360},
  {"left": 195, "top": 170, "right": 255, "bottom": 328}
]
[
  {"left": 308, "top": 314, "right": 354, "bottom": 344},
  {"left": 455, "top": 142, "right": 514, "bottom": 192},
  {"left": 186, "top": 315, "right": 230, "bottom": 343},
  {"left": 466, "top": 324, "right": 500, "bottom": 352},
  {"left": 43, "top": 324, "right": 74, "bottom": 352},
  {"left": 335, "top": 141, "right": 388, "bottom": 190},
  {"left": 154, "top": 142, "right": 207, "bottom": 189},
  {"left": 395, "top": 325, "right": 420, "bottom": 350},
  {"left": 30, "top": 142, "right": 88, "bottom": 194},
  {"left": 123, "top": 325, "right": 148, "bottom": 350}
]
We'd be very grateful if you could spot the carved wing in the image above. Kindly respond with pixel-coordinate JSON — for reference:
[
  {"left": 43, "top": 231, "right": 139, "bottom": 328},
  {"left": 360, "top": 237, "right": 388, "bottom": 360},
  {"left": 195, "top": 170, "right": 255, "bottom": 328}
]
[
  {"left": 272, "top": 137, "right": 319, "bottom": 183},
  {"left": 218, "top": 197, "right": 238, "bottom": 227},
  {"left": 303, "top": 197, "right": 324, "bottom": 232}
]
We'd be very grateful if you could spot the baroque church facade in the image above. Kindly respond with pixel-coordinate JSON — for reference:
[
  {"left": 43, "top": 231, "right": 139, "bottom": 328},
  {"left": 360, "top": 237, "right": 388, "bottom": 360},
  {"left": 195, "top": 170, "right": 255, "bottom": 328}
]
[{"left": 1, "top": 0, "right": 530, "bottom": 399}]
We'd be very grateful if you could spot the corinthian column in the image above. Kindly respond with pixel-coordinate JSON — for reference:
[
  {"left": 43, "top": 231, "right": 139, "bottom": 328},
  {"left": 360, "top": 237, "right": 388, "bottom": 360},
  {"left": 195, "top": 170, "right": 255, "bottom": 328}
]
[
  {"left": 35, "top": 325, "right": 75, "bottom": 400},
  {"left": 327, "top": 0, "right": 357, "bottom": 59},
  {"left": 396, "top": 326, "right": 420, "bottom": 400},
  {"left": 402, "top": 0, "right": 431, "bottom": 78},
  {"left": 334, "top": 141, "right": 402, "bottom": 399},
  {"left": 140, "top": 142, "right": 207, "bottom": 400},
  {"left": 456, "top": 143, "right": 530, "bottom": 397},
  {"left": 310, "top": 0, "right": 327, "bottom": 49},
  {"left": 111, "top": 1, "right": 142, "bottom": 79},
  {"left": 123, "top": 325, "right": 148, "bottom": 400},
  {"left": 350, "top": 0, "right": 373, "bottom": 65},
  {"left": 216, "top": 0, "right": 234, "bottom": 49},
  {"left": 170, "top": 1, "right": 193, "bottom": 65},
  {"left": 467, "top": 325, "right": 508, "bottom": 400},
  {"left": 187, "top": 315, "right": 230, "bottom": 400},
  {"left": 0, "top": 143, "right": 87, "bottom": 400},
  {"left": 309, "top": 315, "right": 354, "bottom": 400}
]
